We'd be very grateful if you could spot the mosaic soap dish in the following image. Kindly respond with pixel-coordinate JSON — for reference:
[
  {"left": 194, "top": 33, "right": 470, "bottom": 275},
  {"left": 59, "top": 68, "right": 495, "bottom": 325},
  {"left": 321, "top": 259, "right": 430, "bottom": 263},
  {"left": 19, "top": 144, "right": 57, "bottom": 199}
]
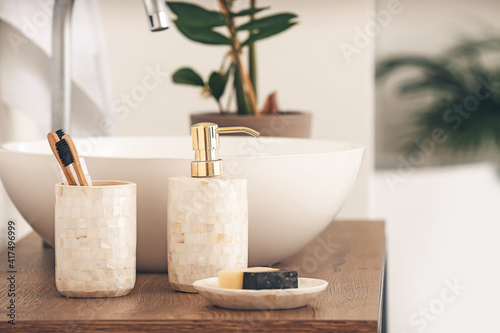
[{"left": 193, "top": 277, "right": 328, "bottom": 310}]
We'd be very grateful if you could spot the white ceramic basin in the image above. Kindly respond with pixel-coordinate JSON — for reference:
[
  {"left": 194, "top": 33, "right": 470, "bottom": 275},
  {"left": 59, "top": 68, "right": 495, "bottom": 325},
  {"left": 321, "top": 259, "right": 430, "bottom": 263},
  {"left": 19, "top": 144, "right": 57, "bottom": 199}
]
[{"left": 0, "top": 136, "right": 363, "bottom": 271}]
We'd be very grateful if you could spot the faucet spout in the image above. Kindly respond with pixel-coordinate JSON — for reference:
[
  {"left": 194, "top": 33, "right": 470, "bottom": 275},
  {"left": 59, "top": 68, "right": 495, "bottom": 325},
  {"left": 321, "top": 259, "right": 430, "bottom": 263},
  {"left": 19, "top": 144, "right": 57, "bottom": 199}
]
[
  {"left": 51, "top": 0, "right": 74, "bottom": 132},
  {"left": 51, "top": 0, "right": 169, "bottom": 132},
  {"left": 142, "top": 0, "right": 170, "bottom": 31}
]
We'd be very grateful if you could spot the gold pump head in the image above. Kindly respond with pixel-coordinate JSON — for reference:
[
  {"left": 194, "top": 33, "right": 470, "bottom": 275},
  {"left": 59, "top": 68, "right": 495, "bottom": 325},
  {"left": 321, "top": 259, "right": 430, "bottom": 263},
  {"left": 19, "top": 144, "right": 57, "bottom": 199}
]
[{"left": 191, "top": 122, "right": 260, "bottom": 177}]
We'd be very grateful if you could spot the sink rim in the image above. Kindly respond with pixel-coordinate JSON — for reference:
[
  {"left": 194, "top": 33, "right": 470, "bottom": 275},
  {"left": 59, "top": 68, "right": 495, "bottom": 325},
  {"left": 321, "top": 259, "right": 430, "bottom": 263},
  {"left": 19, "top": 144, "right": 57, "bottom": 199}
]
[{"left": 1, "top": 136, "right": 365, "bottom": 160}]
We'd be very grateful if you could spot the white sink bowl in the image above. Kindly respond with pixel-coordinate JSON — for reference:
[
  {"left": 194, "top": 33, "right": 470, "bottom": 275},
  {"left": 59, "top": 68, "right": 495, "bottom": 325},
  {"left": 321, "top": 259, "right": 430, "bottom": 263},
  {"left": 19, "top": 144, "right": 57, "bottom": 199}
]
[{"left": 0, "top": 136, "right": 363, "bottom": 271}]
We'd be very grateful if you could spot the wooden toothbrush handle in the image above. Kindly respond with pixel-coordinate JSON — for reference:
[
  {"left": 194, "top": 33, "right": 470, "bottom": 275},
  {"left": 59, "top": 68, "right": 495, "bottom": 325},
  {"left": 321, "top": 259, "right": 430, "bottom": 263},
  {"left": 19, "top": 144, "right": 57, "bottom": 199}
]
[
  {"left": 62, "top": 135, "right": 88, "bottom": 186},
  {"left": 47, "top": 132, "right": 77, "bottom": 186}
]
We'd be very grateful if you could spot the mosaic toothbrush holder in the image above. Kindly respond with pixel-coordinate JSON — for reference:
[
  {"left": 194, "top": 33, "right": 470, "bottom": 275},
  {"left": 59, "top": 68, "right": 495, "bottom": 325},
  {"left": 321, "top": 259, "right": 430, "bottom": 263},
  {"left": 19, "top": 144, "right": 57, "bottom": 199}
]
[{"left": 55, "top": 181, "right": 137, "bottom": 298}]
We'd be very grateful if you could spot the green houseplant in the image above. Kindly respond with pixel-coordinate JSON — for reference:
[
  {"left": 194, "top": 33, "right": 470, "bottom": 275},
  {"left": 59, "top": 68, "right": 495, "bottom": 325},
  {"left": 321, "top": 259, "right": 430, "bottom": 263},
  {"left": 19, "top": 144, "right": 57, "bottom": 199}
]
[
  {"left": 166, "top": 0, "right": 312, "bottom": 137},
  {"left": 376, "top": 36, "right": 500, "bottom": 158}
]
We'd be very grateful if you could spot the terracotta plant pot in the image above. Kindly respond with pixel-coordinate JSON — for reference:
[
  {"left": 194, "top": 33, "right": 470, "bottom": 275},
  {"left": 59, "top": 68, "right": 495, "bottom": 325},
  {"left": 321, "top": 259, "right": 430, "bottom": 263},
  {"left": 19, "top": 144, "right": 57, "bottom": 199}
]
[{"left": 190, "top": 111, "right": 312, "bottom": 138}]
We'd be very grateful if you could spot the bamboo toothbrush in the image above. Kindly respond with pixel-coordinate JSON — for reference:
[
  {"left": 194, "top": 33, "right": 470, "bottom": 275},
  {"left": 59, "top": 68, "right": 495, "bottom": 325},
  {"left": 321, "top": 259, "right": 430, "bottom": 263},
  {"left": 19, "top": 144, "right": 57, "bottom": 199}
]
[
  {"left": 55, "top": 129, "right": 65, "bottom": 139},
  {"left": 47, "top": 132, "right": 77, "bottom": 185},
  {"left": 61, "top": 134, "right": 88, "bottom": 186}
]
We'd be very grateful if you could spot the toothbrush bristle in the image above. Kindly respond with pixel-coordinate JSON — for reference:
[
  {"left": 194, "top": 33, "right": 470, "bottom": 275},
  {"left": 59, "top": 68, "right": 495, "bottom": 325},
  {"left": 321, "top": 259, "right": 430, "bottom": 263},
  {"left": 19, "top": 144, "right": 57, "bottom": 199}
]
[
  {"left": 55, "top": 129, "right": 65, "bottom": 139},
  {"left": 55, "top": 139, "right": 74, "bottom": 167}
]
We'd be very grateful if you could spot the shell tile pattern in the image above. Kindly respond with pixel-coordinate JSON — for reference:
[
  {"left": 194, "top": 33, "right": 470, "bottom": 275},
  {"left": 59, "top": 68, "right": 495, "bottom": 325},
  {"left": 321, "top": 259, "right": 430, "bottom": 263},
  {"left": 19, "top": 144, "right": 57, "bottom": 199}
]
[
  {"left": 55, "top": 181, "right": 137, "bottom": 298},
  {"left": 168, "top": 177, "right": 248, "bottom": 293}
]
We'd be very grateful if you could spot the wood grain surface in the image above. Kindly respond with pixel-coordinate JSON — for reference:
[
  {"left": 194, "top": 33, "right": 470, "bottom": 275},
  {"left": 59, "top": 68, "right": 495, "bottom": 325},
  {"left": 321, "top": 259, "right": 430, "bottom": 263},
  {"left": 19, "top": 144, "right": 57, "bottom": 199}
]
[{"left": 0, "top": 220, "right": 385, "bottom": 333}]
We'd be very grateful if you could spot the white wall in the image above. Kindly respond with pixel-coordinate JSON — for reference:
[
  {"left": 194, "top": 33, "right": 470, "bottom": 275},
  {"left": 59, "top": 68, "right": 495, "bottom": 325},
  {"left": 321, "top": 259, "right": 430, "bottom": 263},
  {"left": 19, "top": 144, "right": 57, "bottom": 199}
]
[{"left": 97, "top": 0, "right": 375, "bottom": 218}]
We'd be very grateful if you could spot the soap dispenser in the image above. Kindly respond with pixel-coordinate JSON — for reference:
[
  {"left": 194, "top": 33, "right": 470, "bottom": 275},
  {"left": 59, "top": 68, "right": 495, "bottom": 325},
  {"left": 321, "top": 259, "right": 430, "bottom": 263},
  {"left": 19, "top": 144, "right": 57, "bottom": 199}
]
[{"left": 167, "top": 122, "right": 260, "bottom": 293}]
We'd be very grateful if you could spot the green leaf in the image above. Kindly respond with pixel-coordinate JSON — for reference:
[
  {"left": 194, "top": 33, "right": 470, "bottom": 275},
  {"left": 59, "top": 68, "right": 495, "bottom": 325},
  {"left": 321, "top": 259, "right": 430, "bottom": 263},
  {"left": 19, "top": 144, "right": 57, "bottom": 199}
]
[
  {"left": 172, "top": 67, "right": 205, "bottom": 86},
  {"left": 237, "top": 13, "right": 298, "bottom": 46},
  {"left": 234, "top": 68, "right": 252, "bottom": 114},
  {"left": 375, "top": 56, "right": 468, "bottom": 95},
  {"left": 174, "top": 20, "right": 231, "bottom": 45},
  {"left": 236, "top": 13, "right": 297, "bottom": 31},
  {"left": 231, "top": 7, "right": 269, "bottom": 17},
  {"left": 242, "top": 22, "right": 297, "bottom": 46},
  {"left": 166, "top": 2, "right": 226, "bottom": 28},
  {"left": 208, "top": 72, "right": 227, "bottom": 101}
]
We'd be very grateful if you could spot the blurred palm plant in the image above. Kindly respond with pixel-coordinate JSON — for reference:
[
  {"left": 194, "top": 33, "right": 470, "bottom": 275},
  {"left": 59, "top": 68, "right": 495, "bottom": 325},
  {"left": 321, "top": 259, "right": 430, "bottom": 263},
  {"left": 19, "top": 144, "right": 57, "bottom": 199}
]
[
  {"left": 166, "top": 0, "right": 298, "bottom": 115},
  {"left": 376, "top": 36, "right": 500, "bottom": 155}
]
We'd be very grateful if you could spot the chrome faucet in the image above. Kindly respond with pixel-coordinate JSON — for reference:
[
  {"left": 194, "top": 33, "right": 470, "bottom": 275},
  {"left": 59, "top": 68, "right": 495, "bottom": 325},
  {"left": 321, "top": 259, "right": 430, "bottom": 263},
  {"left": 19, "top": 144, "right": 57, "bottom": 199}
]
[{"left": 51, "top": 0, "right": 169, "bottom": 131}]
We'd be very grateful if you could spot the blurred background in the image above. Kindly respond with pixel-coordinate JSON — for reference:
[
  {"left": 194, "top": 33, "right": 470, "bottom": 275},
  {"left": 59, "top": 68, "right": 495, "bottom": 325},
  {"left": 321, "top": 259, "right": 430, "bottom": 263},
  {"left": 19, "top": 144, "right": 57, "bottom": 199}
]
[
  {"left": 1, "top": 0, "right": 500, "bottom": 331},
  {"left": 375, "top": 0, "right": 500, "bottom": 332}
]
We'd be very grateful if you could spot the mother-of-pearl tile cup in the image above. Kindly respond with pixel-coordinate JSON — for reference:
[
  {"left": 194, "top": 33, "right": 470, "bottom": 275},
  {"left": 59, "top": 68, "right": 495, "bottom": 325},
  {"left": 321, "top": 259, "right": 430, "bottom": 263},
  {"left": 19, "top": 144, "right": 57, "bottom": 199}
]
[{"left": 55, "top": 181, "right": 137, "bottom": 298}]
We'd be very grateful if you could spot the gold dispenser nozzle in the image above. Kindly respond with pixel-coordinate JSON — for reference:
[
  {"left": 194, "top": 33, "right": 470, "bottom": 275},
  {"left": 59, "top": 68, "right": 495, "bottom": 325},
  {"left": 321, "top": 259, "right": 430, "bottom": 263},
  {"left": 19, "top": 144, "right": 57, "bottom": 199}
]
[{"left": 191, "top": 122, "right": 260, "bottom": 177}]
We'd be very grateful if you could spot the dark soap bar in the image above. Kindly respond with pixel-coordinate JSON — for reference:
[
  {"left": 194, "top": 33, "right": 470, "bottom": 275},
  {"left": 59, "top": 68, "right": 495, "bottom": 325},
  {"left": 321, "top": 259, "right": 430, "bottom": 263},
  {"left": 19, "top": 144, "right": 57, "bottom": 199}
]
[{"left": 242, "top": 270, "right": 298, "bottom": 290}]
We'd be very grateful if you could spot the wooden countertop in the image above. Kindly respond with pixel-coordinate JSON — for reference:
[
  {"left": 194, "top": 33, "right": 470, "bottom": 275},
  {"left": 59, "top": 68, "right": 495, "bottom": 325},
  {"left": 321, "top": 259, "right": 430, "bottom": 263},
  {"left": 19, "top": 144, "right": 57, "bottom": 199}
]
[{"left": 0, "top": 220, "right": 385, "bottom": 332}]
